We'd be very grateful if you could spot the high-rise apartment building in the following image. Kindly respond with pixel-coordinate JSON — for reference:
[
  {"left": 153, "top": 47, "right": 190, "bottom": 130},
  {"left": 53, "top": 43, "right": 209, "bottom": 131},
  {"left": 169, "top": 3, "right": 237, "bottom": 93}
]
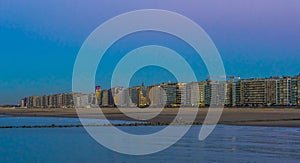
[
  {"left": 186, "top": 82, "right": 204, "bottom": 107},
  {"left": 278, "top": 77, "right": 292, "bottom": 105},
  {"left": 265, "top": 79, "right": 278, "bottom": 106},
  {"left": 240, "top": 79, "right": 264, "bottom": 106},
  {"left": 291, "top": 75, "right": 300, "bottom": 106},
  {"left": 204, "top": 80, "right": 211, "bottom": 106},
  {"left": 225, "top": 81, "right": 234, "bottom": 106},
  {"left": 148, "top": 85, "right": 166, "bottom": 107},
  {"left": 160, "top": 82, "right": 186, "bottom": 107},
  {"left": 95, "top": 86, "right": 101, "bottom": 105},
  {"left": 238, "top": 78, "right": 278, "bottom": 107}
]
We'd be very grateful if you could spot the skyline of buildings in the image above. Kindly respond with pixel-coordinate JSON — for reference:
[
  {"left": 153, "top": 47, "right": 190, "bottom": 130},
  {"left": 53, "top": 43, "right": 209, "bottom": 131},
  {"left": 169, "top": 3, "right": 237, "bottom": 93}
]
[{"left": 20, "top": 74, "right": 300, "bottom": 108}]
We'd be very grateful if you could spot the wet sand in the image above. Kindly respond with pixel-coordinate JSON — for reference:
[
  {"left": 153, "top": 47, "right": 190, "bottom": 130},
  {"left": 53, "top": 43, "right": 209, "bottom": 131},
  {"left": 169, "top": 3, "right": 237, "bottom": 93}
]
[{"left": 1, "top": 107, "right": 300, "bottom": 127}]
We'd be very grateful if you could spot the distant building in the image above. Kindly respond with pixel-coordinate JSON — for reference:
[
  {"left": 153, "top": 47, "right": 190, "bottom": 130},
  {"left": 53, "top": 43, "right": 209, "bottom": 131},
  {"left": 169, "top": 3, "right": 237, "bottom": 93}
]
[
  {"left": 265, "top": 79, "right": 278, "bottom": 106},
  {"left": 278, "top": 77, "right": 292, "bottom": 105},
  {"left": 237, "top": 78, "right": 278, "bottom": 107},
  {"left": 101, "top": 89, "right": 114, "bottom": 107},
  {"left": 101, "top": 90, "right": 109, "bottom": 107},
  {"left": 161, "top": 83, "right": 179, "bottom": 107},
  {"left": 291, "top": 75, "right": 300, "bottom": 106},
  {"left": 95, "top": 86, "right": 101, "bottom": 105},
  {"left": 129, "top": 84, "right": 149, "bottom": 107},
  {"left": 210, "top": 80, "right": 226, "bottom": 106},
  {"left": 232, "top": 80, "right": 241, "bottom": 106},
  {"left": 115, "top": 88, "right": 130, "bottom": 107},
  {"left": 20, "top": 98, "right": 27, "bottom": 108},
  {"left": 198, "top": 82, "right": 206, "bottom": 107},
  {"left": 241, "top": 79, "right": 266, "bottom": 106},
  {"left": 177, "top": 82, "right": 187, "bottom": 106},
  {"left": 24, "top": 93, "right": 75, "bottom": 108},
  {"left": 204, "top": 80, "right": 211, "bottom": 106},
  {"left": 186, "top": 82, "right": 205, "bottom": 107},
  {"left": 203, "top": 80, "right": 226, "bottom": 106},
  {"left": 148, "top": 85, "right": 166, "bottom": 107},
  {"left": 21, "top": 74, "right": 300, "bottom": 109},
  {"left": 73, "top": 93, "right": 95, "bottom": 108},
  {"left": 225, "top": 80, "right": 234, "bottom": 107}
]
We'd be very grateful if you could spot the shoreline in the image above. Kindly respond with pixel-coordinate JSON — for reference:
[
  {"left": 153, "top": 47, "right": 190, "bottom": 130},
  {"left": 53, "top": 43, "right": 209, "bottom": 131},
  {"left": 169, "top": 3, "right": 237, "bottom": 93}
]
[{"left": 1, "top": 107, "right": 300, "bottom": 128}]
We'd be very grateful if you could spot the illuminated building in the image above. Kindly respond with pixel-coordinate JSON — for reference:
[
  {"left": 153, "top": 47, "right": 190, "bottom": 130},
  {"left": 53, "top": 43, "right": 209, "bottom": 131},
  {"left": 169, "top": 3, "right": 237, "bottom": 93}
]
[
  {"left": 95, "top": 86, "right": 101, "bottom": 105},
  {"left": 291, "top": 75, "right": 300, "bottom": 106},
  {"left": 148, "top": 85, "right": 166, "bottom": 107},
  {"left": 278, "top": 77, "right": 292, "bottom": 105}
]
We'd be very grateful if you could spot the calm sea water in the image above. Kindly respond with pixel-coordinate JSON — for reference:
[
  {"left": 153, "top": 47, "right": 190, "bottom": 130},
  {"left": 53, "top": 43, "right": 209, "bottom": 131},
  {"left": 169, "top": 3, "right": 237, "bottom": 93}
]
[
  {"left": 0, "top": 116, "right": 136, "bottom": 126},
  {"left": 0, "top": 116, "right": 300, "bottom": 162}
]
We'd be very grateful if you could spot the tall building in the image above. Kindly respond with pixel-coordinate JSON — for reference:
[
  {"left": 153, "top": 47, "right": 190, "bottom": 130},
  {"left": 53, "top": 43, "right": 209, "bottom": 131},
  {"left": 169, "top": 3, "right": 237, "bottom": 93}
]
[
  {"left": 130, "top": 87, "right": 139, "bottom": 106},
  {"left": 129, "top": 84, "right": 149, "bottom": 107},
  {"left": 63, "top": 93, "right": 75, "bottom": 108},
  {"left": 226, "top": 78, "right": 242, "bottom": 107},
  {"left": 161, "top": 83, "right": 178, "bottom": 107},
  {"left": 100, "top": 89, "right": 114, "bottom": 107},
  {"left": 52, "top": 94, "right": 58, "bottom": 108},
  {"left": 177, "top": 82, "right": 187, "bottom": 106},
  {"left": 298, "top": 76, "right": 300, "bottom": 106},
  {"left": 138, "top": 89, "right": 148, "bottom": 107},
  {"left": 73, "top": 93, "right": 83, "bottom": 108},
  {"left": 238, "top": 78, "right": 278, "bottom": 107},
  {"left": 20, "top": 98, "right": 27, "bottom": 108},
  {"left": 40, "top": 95, "right": 48, "bottom": 108},
  {"left": 148, "top": 85, "right": 166, "bottom": 107},
  {"left": 198, "top": 82, "right": 206, "bottom": 107},
  {"left": 95, "top": 86, "right": 101, "bottom": 105},
  {"left": 116, "top": 88, "right": 131, "bottom": 107},
  {"left": 241, "top": 79, "right": 265, "bottom": 106},
  {"left": 232, "top": 80, "right": 241, "bottom": 106},
  {"left": 265, "top": 79, "right": 278, "bottom": 106},
  {"left": 225, "top": 81, "right": 233, "bottom": 106},
  {"left": 79, "top": 94, "right": 89, "bottom": 108},
  {"left": 26, "top": 96, "right": 32, "bottom": 108},
  {"left": 185, "top": 82, "right": 205, "bottom": 107},
  {"left": 101, "top": 90, "right": 109, "bottom": 107},
  {"left": 291, "top": 75, "right": 300, "bottom": 106},
  {"left": 159, "top": 82, "right": 187, "bottom": 107},
  {"left": 72, "top": 93, "right": 95, "bottom": 108},
  {"left": 48, "top": 95, "right": 54, "bottom": 108},
  {"left": 32, "top": 96, "right": 38, "bottom": 108},
  {"left": 210, "top": 80, "right": 226, "bottom": 106},
  {"left": 23, "top": 93, "right": 75, "bottom": 109},
  {"left": 278, "top": 77, "right": 292, "bottom": 105},
  {"left": 204, "top": 80, "right": 211, "bottom": 106},
  {"left": 186, "top": 82, "right": 197, "bottom": 107}
]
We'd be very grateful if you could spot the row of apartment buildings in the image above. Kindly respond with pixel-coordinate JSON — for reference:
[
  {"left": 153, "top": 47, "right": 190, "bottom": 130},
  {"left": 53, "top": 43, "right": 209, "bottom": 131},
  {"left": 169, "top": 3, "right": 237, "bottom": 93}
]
[
  {"left": 95, "top": 75, "right": 300, "bottom": 108},
  {"left": 231, "top": 76, "right": 300, "bottom": 107},
  {"left": 21, "top": 74, "right": 300, "bottom": 108},
  {"left": 20, "top": 92, "right": 96, "bottom": 108}
]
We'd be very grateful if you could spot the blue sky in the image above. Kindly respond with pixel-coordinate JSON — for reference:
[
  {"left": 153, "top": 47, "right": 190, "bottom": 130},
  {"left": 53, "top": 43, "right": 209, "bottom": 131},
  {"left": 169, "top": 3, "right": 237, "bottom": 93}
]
[{"left": 0, "top": 0, "right": 300, "bottom": 104}]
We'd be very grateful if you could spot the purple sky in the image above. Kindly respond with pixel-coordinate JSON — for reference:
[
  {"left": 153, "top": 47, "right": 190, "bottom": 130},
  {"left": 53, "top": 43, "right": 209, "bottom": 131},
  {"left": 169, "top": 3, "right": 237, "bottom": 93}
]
[{"left": 0, "top": 0, "right": 300, "bottom": 104}]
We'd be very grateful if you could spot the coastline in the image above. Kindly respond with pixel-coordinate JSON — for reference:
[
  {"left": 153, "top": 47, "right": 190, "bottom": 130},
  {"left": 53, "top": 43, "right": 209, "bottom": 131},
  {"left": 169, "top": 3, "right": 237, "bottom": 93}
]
[{"left": 1, "top": 107, "right": 300, "bottom": 128}]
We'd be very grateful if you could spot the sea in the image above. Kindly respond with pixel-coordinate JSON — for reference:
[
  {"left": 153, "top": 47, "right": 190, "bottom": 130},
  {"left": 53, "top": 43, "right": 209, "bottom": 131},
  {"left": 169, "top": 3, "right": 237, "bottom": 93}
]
[{"left": 0, "top": 115, "right": 300, "bottom": 162}]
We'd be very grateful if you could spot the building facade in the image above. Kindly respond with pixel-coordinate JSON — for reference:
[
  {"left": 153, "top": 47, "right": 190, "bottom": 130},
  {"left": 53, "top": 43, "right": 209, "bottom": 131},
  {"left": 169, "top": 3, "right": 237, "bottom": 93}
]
[{"left": 21, "top": 74, "right": 300, "bottom": 109}]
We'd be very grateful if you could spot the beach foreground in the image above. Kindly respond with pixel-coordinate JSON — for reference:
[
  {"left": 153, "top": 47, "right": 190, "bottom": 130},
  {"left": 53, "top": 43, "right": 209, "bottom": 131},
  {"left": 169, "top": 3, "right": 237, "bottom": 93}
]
[{"left": 1, "top": 107, "right": 300, "bottom": 127}]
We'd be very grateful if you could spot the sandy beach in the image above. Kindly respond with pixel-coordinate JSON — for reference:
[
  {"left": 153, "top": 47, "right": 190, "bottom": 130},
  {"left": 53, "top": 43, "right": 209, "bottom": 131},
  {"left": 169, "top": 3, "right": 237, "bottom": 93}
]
[{"left": 1, "top": 107, "right": 300, "bottom": 127}]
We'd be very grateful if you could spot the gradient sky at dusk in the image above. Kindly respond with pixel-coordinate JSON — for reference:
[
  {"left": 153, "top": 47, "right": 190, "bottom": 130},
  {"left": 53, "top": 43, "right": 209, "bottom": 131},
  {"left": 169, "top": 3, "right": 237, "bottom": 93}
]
[{"left": 1, "top": 0, "right": 300, "bottom": 104}]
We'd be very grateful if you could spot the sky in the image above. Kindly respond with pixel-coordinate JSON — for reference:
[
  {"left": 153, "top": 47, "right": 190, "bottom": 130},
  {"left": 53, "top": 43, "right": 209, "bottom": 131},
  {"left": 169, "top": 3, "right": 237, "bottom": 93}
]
[{"left": 0, "top": 0, "right": 300, "bottom": 104}]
